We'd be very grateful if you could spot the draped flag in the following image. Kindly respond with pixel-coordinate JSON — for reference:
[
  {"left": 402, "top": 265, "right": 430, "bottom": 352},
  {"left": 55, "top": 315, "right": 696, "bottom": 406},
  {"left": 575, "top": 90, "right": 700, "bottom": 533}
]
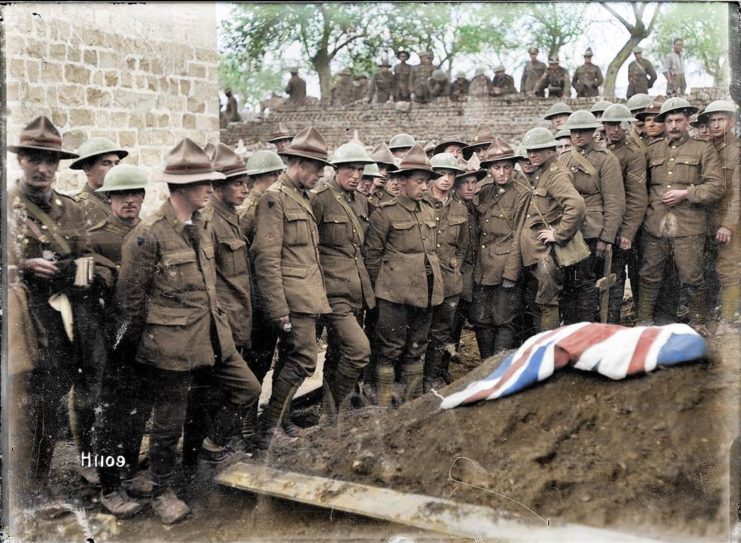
[{"left": 440, "top": 322, "right": 707, "bottom": 410}]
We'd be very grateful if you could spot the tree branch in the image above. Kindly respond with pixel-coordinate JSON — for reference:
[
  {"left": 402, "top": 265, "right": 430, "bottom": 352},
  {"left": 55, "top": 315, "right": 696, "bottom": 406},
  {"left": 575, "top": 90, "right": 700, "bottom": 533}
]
[
  {"left": 601, "top": 2, "right": 634, "bottom": 31},
  {"left": 646, "top": 3, "right": 662, "bottom": 34}
]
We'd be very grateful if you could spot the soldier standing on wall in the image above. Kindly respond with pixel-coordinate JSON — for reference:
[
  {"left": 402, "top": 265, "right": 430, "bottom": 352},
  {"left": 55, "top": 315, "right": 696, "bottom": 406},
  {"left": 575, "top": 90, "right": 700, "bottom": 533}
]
[
  {"left": 572, "top": 48, "right": 604, "bottom": 98},
  {"left": 394, "top": 49, "right": 412, "bottom": 102},
  {"left": 534, "top": 56, "right": 570, "bottom": 99},
  {"left": 522, "top": 47, "right": 547, "bottom": 97},
  {"left": 285, "top": 67, "right": 307, "bottom": 106},
  {"left": 367, "top": 58, "right": 395, "bottom": 104},
  {"left": 627, "top": 48, "right": 657, "bottom": 99}
]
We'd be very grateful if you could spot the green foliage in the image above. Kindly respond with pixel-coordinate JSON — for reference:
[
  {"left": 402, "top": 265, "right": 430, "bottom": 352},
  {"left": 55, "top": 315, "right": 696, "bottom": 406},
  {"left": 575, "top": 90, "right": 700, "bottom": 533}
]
[{"left": 522, "top": 3, "right": 589, "bottom": 59}]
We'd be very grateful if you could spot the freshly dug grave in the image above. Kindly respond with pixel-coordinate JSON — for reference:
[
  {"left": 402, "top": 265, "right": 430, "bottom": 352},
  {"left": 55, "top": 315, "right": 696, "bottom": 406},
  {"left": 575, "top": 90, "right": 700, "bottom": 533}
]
[{"left": 270, "top": 332, "right": 739, "bottom": 541}]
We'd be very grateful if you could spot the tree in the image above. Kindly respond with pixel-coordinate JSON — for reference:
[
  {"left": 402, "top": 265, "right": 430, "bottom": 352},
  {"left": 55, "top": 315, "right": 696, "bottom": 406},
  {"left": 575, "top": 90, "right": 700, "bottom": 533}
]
[
  {"left": 599, "top": 2, "right": 661, "bottom": 97},
  {"left": 522, "top": 3, "right": 588, "bottom": 60},
  {"left": 650, "top": 2, "right": 729, "bottom": 86},
  {"left": 217, "top": 55, "right": 282, "bottom": 111}
]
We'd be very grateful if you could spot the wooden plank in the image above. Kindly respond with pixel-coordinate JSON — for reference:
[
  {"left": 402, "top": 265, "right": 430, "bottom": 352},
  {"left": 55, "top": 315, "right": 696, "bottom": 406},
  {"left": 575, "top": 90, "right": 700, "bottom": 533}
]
[{"left": 216, "top": 463, "right": 669, "bottom": 543}]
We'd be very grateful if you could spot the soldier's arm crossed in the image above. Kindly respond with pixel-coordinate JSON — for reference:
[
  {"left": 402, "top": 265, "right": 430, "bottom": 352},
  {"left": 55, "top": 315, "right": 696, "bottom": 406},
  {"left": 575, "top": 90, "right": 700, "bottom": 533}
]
[{"left": 364, "top": 206, "right": 391, "bottom": 286}]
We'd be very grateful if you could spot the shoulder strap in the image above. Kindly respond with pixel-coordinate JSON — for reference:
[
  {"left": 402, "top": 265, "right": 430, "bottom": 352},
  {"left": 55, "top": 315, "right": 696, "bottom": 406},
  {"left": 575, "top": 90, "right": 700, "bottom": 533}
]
[
  {"left": 566, "top": 150, "right": 598, "bottom": 179},
  {"left": 327, "top": 184, "right": 366, "bottom": 244},
  {"left": 20, "top": 195, "right": 72, "bottom": 255}
]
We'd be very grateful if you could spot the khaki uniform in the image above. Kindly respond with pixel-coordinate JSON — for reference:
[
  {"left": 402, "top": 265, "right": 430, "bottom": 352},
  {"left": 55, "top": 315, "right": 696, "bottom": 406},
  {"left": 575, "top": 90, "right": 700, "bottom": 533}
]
[
  {"left": 331, "top": 78, "right": 356, "bottom": 106},
  {"left": 450, "top": 78, "right": 470, "bottom": 102},
  {"left": 285, "top": 75, "right": 307, "bottom": 106},
  {"left": 535, "top": 66, "right": 570, "bottom": 98},
  {"left": 627, "top": 58, "right": 657, "bottom": 98},
  {"left": 367, "top": 187, "right": 395, "bottom": 215},
  {"left": 572, "top": 63, "right": 604, "bottom": 97},
  {"left": 75, "top": 183, "right": 113, "bottom": 228},
  {"left": 469, "top": 74, "right": 492, "bottom": 97},
  {"left": 451, "top": 196, "right": 476, "bottom": 347},
  {"left": 471, "top": 181, "right": 529, "bottom": 356},
  {"left": 521, "top": 60, "right": 547, "bottom": 96},
  {"left": 491, "top": 73, "right": 516, "bottom": 95},
  {"left": 365, "top": 192, "right": 443, "bottom": 404},
  {"left": 410, "top": 63, "right": 436, "bottom": 103},
  {"left": 354, "top": 79, "right": 370, "bottom": 102},
  {"left": 394, "top": 62, "right": 412, "bottom": 101},
  {"left": 638, "top": 134, "right": 725, "bottom": 324},
  {"left": 368, "top": 71, "right": 394, "bottom": 103}
]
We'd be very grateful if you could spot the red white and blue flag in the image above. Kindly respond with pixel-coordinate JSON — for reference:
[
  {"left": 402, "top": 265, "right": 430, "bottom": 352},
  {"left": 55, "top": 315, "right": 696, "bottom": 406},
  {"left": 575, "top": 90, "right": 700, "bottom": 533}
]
[{"left": 440, "top": 322, "right": 707, "bottom": 410}]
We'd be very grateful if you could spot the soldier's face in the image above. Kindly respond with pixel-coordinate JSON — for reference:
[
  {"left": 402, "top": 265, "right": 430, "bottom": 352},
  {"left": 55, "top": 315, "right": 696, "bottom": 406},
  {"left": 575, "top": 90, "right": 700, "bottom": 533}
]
[
  {"left": 443, "top": 144, "right": 463, "bottom": 157},
  {"left": 489, "top": 162, "right": 514, "bottom": 185},
  {"left": 604, "top": 122, "right": 626, "bottom": 143},
  {"left": 518, "top": 158, "right": 537, "bottom": 174},
  {"left": 584, "top": 55, "right": 593, "bottom": 64},
  {"left": 182, "top": 181, "right": 213, "bottom": 210},
  {"left": 372, "top": 175, "right": 387, "bottom": 190},
  {"left": 401, "top": 172, "right": 430, "bottom": 201},
  {"left": 357, "top": 177, "right": 373, "bottom": 195},
  {"left": 551, "top": 115, "right": 569, "bottom": 129},
  {"left": 336, "top": 163, "right": 366, "bottom": 192},
  {"left": 275, "top": 139, "right": 292, "bottom": 153},
  {"left": 17, "top": 151, "right": 60, "bottom": 192},
  {"left": 386, "top": 177, "right": 402, "bottom": 195},
  {"left": 674, "top": 41, "right": 684, "bottom": 54},
  {"left": 569, "top": 128, "right": 595, "bottom": 149},
  {"left": 708, "top": 113, "right": 734, "bottom": 139},
  {"left": 644, "top": 115, "right": 665, "bottom": 138},
  {"left": 529, "top": 53, "right": 538, "bottom": 61},
  {"left": 694, "top": 124, "right": 711, "bottom": 141},
  {"left": 218, "top": 176, "right": 249, "bottom": 207},
  {"left": 433, "top": 169, "right": 456, "bottom": 192},
  {"left": 556, "top": 138, "right": 572, "bottom": 157},
  {"left": 455, "top": 176, "right": 477, "bottom": 201},
  {"left": 664, "top": 113, "right": 689, "bottom": 141},
  {"left": 527, "top": 148, "right": 554, "bottom": 167},
  {"left": 109, "top": 189, "right": 145, "bottom": 222},
  {"left": 84, "top": 153, "right": 122, "bottom": 189},
  {"left": 297, "top": 159, "right": 325, "bottom": 189},
  {"left": 633, "top": 120, "right": 646, "bottom": 135}
]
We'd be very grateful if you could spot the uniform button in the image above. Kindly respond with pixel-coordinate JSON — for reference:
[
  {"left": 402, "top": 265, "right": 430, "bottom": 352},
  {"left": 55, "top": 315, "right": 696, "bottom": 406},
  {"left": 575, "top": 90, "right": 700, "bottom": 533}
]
[
  {"left": 486, "top": 219, "right": 490, "bottom": 222},
  {"left": 483, "top": 232, "right": 487, "bottom": 236},
  {"left": 436, "top": 217, "right": 440, "bottom": 221},
  {"left": 436, "top": 243, "right": 441, "bottom": 248},
  {"left": 481, "top": 245, "right": 486, "bottom": 249},
  {"left": 668, "top": 172, "right": 673, "bottom": 176},
  {"left": 669, "top": 158, "right": 675, "bottom": 161},
  {"left": 672, "top": 146, "right": 677, "bottom": 149},
  {"left": 41, "top": 225, "right": 47, "bottom": 230},
  {"left": 667, "top": 184, "right": 672, "bottom": 188},
  {"left": 527, "top": 214, "right": 531, "bottom": 218},
  {"left": 499, "top": 214, "right": 503, "bottom": 217}
]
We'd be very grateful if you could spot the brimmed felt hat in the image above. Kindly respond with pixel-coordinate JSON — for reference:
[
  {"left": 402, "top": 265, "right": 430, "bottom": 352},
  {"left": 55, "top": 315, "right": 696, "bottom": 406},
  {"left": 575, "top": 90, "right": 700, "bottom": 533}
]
[
  {"left": 419, "top": 50, "right": 434, "bottom": 59},
  {"left": 479, "top": 137, "right": 516, "bottom": 168},
  {"left": 548, "top": 55, "right": 560, "bottom": 63},
  {"left": 528, "top": 47, "right": 539, "bottom": 55},
  {"left": 455, "top": 168, "right": 487, "bottom": 183},
  {"left": 203, "top": 142, "right": 216, "bottom": 160},
  {"left": 654, "top": 97, "right": 698, "bottom": 122},
  {"left": 69, "top": 137, "right": 128, "bottom": 169},
  {"left": 266, "top": 122, "right": 294, "bottom": 144},
  {"left": 159, "top": 138, "right": 226, "bottom": 184},
  {"left": 584, "top": 47, "right": 594, "bottom": 57},
  {"left": 461, "top": 124, "right": 496, "bottom": 159},
  {"left": 96, "top": 164, "right": 149, "bottom": 192},
  {"left": 212, "top": 143, "right": 249, "bottom": 178},
  {"left": 433, "top": 135, "right": 468, "bottom": 155},
  {"left": 278, "top": 127, "right": 333, "bottom": 167},
  {"left": 395, "top": 144, "right": 435, "bottom": 175},
  {"left": 370, "top": 142, "right": 399, "bottom": 171},
  {"left": 396, "top": 49, "right": 410, "bottom": 59},
  {"left": 9, "top": 116, "right": 79, "bottom": 159},
  {"left": 424, "top": 141, "right": 437, "bottom": 157}
]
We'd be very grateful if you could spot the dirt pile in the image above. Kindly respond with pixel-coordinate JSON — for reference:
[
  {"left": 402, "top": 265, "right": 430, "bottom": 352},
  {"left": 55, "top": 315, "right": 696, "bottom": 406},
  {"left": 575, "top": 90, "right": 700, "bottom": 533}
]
[{"left": 271, "top": 333, "right": 739, "bottom": 541}]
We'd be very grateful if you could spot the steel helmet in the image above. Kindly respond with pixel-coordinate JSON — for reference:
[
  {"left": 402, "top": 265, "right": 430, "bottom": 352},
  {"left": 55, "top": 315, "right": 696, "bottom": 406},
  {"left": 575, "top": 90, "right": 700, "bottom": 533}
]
[
  {"left": 96, "top": 164, "right": 149, "bottom": 192},
  {"left": 564, "top": 110, "right": 602, "bottom": 130},
  {"left": 430, "top": 152, "right": 465, "bottom": 173},
  {"left": 543, "top": 101, "right": 573, "bottom": 120},
  {"left": 514, "top": 145, "right": 529, "bottom": 159},
  {"left": 431, "top": 69, "right": 448, "bottom": 82},
  {"left": 245, "top": 150, "right": 285, "bottom": 176},
  {"left": 362, "top": 162, "right": 385, "bottom": 178},
  {"left": 388, "top": 133, "right": 416, "bottom": 150},
  {"left": 590, "top": 100, "right": 613, "bottom": 115},
  {"left": 331, "top": 142, "right": 374, "bottom": 166},
  {"left": 455, "top": 71, "right": 466, "bottom": 79},
  {"left": 625, "top": 93, "right": 652, "bottom": 112},
  {"left": 698, "top": 100, "right": 737, "bottom": 122},
  {"left": 521, "top": 127, "right": 558, "bottom": 150},
  {"left": 554, "top": 128, "right": 571, "bottom": 139},
  {"left": 70, "top": 137, "right": 128, "bottom": 170},
  {"left": 601, "top": 104, "right": 637, "bottom": 123},
  {"left": 655, "top": 97, "right": 698, "bottom": 122}
]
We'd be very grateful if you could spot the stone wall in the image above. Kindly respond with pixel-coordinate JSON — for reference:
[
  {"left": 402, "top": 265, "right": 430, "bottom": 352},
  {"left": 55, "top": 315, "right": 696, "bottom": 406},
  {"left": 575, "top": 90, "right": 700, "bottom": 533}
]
[
  {"left": 222, "top": 87, "right": 729, "bottom": 152},
  {"left": 5, "top": 3, "right": 219, "bottom": 212}
]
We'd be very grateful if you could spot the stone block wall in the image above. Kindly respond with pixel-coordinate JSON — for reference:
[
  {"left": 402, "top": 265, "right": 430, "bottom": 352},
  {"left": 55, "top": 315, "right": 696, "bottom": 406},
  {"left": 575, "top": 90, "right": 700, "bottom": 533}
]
[{"left": 5, "top": 3, "right": 219, "bottom": 212}]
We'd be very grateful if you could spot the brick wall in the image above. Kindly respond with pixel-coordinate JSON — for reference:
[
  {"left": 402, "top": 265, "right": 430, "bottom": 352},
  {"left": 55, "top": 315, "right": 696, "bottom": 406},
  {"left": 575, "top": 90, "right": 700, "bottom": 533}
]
[
  {"left": 5, "top": 3, "right": 219, "bottom": 213},
  {"left": 222, "top": 88, "right": 727, "bottom": 152}
]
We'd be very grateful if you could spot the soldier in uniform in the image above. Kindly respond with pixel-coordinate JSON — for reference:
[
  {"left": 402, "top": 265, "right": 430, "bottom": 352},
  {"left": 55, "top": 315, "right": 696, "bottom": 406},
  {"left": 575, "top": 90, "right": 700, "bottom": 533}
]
[
  {"left": 698, "top": 101, "right": 741, "bottom": 334},
  {"left": 423, "top": 153, "right": 469, "bottom": 391},
  {"left": 367, "top": 58, "right": 394, "bottom": 104},
  {"left": 388, "top": 133, "right": 416, "bottom": 159},
  {"left": 365, "top": 145, "right": 443, "bottom": 406},
  {"left": 450, "top": 71, "right": 470, "bottom": 102},
  {"left": 522, "top": 47, "right": 547, "bottom": 97},
  {"left": 312, "top": 143, "right": 375, "bottom": 420},
  {"left": 461, "top": 123, "right": 497, "bottom": 160},
  {"left": 266, "top": 122, "right": 294, "bottom": 155},
  {"left": 393, "top": 50, "right": 412, "bottom": 101},
  {"left": 410, "top": 50, "right": 436, "bottom": 103},
  {"left": 690, "top": 112, "right": 711, "bottom": 141},
  {"left": 332, "top": 68, "right": 356, "bottom": 106},
  {"left": 601, "top": 104, "right": 649, "bottom": 324},
  {"left": 490, "top": 65, "right": 516, "bottom": 96},
  {"left": 535, "top": 56, "right": 571, "bottom": 99},
  {"left": 627, "top": 47, "right": 657, "bottom": 98},
  {"left": 432, "top": 135, "right": 468, "bottom": 158},
  {"left": 430, "top": 68, "right": 451, "bottom": 99},
  {"left": 285, "top": 67, "right": 307, "bottom": 106},
  {"left": 559, "top": 110, "right": 625, "bottom": 323},
  {"left": 469, "top": 67, "right": 492, "bottom": 97},
  {"left": 636, "top": 98, "right": 725, "bottom": 334},
  {"left": 572, "top": 48, "right": 604, "bottom": 98},
  {"left": 223, "top": 88, "right": 241, "bottom": 122},
  {"left": 517, "top": 127, "right": 587, "bottom": 332},
  {"left": 367, "top": 143, "right": 400, "bottom": 214},
  {"left": 555, "top": 128, "right": 573, "bottom": 157},
  {"left": 71, "top": 137, "right": 128, "bottom": 227},
  {"left": 359, "top": 162, "right": 384, "bottom": 196},
  {"left": 354, "top": 74, "right": 370, "bottom": 102},
  {"left": 663, "top": 38, "right": 686, "bottom": 97},
  {"left": 251, "top": 128, "right": 333, "bottom": 445},
  {"left": 543, "top": 101, "right": 573, "bottom": 131},
  {"left": 625, "top": 93, "right": 653, "bottom": 151},
  {"left": 471, "top": 139, "right": 529, "bottom": 358}
]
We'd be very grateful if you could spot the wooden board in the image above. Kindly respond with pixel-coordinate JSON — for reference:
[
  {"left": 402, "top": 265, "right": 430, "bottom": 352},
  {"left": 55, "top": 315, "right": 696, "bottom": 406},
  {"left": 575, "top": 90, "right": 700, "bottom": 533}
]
[{"left": 217, "top": 463, "right": 669, "bottom": 542}]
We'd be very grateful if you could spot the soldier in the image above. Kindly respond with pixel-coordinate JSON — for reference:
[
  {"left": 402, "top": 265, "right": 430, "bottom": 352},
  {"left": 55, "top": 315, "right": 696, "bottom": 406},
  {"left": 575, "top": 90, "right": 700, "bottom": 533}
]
[
  {"left": 393, "top": 49, "right": 413, "bottom": 101},
  {"left": 543, "top": 101, "right": 573, "bottom": 131},
  {"left": 554, "top": 128, "right": 573, "bottom": 157},
  {"left": 251, "top": 128, "right": 332, "bottom": 446},
  {"left": 591, "top": 100, "right": 612, "bottom": 147},
  {"left": 71, "top": 137, "right": 128, "bottom": 227},
  {"left": 358, "top": 162, "right": 384, "bottom": 196},
  {"left": 367, "top": 58, "right": 394, "bottom": 104},
  {"left": 368, "top": 143, "right": 400, "bottom": 214},
  {"left": 601, "top": 104, "right": 648, "bottom": 324},
  {"left": 471, "top": 139, "right": 529, "bottom": 358},
  {"left": 572, "top": 48, "right": 604, "bottom": 98},
  {"left": 410, "top": 50, "right": 436, "bottom": 103},
  {"left": 469, "top": 67, "right": 492, "bottom": 97},
  {"left": 490, "top": 65, "right": 516, "bottom": 96},
  {"left": 423, "top": 153, "right": 469, "bottom": 391},
  {"left": 636, "top": 98, "right": 725, "bottom": 334},
  {"left": 535, "top": 56, "right": 570, "bottom": 99},
  {"left": 433, "top": 135, "right": 468, "bottom": 158},
  {"left": 365, "top": 145, "right": 443, "bottom": 406},
  {"left": 312, "top": 143, "right": 375, "bottom": 421},
  {"left": 625, "top": 93, "right": 653, "bottom": 151},
  {"left": 461, "top": 123, "right": 497, "bottom": 160},
  {"left": 424, "top": 141, "right": 438, "bottom": 158},
  {"left": 223, "top": 88, "right": 241, "bottom": 122},
  {"left": 663, "top": 38, "right": 686, "bottom": 97},
  {"left": 516, "top": 127, "right": 586, "bottom": 331},
  {"left": 698, "top": 100, "right": 741, "bottom": 334},
  {"left": 430, "top": 69, "right": 451, "bottom": 99},
  {"left": 515, "top": 145, "right": 538, "bottom": 187},
  {"left": 285, "top": 67, "right": 307, "bottom": 106},
  {"left": 690, "top": 111, "right": 711, "bottom": 141},
  {"left": 560, "top": 110, "right": 625, "bottom": 323},
  {"left": 450, "top": 71, "right": 470, "bottom": 102},
  {"left": 266, "top": 122, "right": 294, "bottom": 155},
  {"left": 388, "top": 133, "right": 416, "bottom": 159},
  {"left": 332, "top": 68, "right": 356, "bottom": 106},
  {"left": 354, "top": 74, "right": 370, "bottom": 102},
  {"left": 522, "top": 47, "right": 547, "bottom": 97},
  {"left": 627, "top": 47, "right": 657, "bottom": 98}
]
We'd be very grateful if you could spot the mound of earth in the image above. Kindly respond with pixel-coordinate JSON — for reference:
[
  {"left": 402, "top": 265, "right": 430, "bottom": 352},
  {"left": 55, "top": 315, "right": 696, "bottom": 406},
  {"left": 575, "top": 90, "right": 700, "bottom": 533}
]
[{"left": 270, "top": 332, "right": 739, "bottom": 541}]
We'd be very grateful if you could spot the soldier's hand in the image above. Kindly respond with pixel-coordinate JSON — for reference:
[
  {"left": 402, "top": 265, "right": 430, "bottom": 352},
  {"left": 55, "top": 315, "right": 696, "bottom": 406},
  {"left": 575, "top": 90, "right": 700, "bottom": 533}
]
[
  {"left": 537, "top": 227, "right": 556, "bottom": 244},
  {"left": 277, "top": 315, "right": 291, "bottom": 332},
  {"left": 617, "top": 236, "right": 632, "bottom": 250},
  {"left": 595, "top": 240, "right": 611, "bottom": 258},
  {"left": 715, "top": 227, "right": 732, "bottom": 244},
  {"left": 502, "top": 279, "right": 516, "bottom": 289},
  {"left": 662, "top": 189, "right": 688, "bottom": 207},
  {"left": 22, "top": 257, "right": 60, "bottom": 279}
]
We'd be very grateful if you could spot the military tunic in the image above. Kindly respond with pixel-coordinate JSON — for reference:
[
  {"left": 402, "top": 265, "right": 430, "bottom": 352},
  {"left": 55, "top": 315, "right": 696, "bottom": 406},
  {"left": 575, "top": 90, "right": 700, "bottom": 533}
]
[
  {"left": 331, "top": 78, "right": 356, "bottom": 106},
  {"left": 450, "top": 78, "right": 470, "bottom": 102},
  {"left": 410, "top": 63, "right": 436, "bottom": 103},
  {"left": 368, "top": 71, "right": 394, "bottom": 103},
  {"left": 535, "top": 67, "right": 571, "bottom": 98},
  {"left": 285, "top": 75, "right": 307, "bottom": 106},
  {"left": 572, "top": 63, "right": 604, "bottom": 97},
  {"left": 627, "top": 58, "right": 657, "bottom": 98},
  {"left": 75, "top": 183, "right": 113, "bottom": 228},
  {"left": 521, "top": 59, "right": 547, "bottom": 96},
  {"left": 491, "top": 73, "right": 516, "bottom": 96},
  {"left": 469, "top": 74, "right": 492, "bottom": 97},
  {"left": 394, "top": 62, "right": 412, "bottom": 101},
  {"left": 367, "top": 186, "right": 395, "bottom": 215}
]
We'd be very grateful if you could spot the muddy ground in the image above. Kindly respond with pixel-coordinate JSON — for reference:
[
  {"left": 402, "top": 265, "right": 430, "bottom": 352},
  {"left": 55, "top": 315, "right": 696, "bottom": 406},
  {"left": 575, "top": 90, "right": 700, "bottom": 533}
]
[{"left": 7, "top": 327, "right": 740, "bottom": 542}]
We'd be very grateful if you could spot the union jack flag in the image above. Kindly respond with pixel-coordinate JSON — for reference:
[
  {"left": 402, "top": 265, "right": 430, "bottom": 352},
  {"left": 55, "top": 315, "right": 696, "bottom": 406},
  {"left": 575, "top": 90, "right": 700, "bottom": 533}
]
[{"left": 440, "top": 322, "right": 707, "bottom": 410}]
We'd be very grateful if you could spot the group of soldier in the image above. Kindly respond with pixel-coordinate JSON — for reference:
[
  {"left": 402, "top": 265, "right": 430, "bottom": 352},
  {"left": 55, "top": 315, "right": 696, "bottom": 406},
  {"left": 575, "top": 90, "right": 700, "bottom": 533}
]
[{"left": 8, "top": 87, "right": 738, "bottom": 525}]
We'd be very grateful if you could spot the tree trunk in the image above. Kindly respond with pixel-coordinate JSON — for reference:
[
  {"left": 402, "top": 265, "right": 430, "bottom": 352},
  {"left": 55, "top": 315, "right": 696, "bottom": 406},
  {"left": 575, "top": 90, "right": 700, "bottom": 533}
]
[
  {"left": 603, "top": 37, "right": 643, "bottom": 98},
  {"left": 729, "top": 1, "right": 741, "bottom": 105},
  {"left": 313, "top": 48, "right": 332, "bottom": 103}
]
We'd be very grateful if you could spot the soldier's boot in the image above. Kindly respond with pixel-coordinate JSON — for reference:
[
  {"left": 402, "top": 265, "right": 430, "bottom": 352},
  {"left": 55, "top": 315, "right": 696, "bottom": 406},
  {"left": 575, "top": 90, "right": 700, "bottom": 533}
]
[
  {"left": 401, "top": 360, "right": 424, "bottom": 403},
  {"left": 475, "top": 327, "right": 497, "bottom": 360},
  {"left": 423, "top": 349, "right": 445, "bottom": 393},
  {"left": 282, "top": 395, "right": 308, "bottom": 438},
  {"left": 374, "top": 362, "right": 396, "bottom": 408},
  {"left": 636, "top": 279, "right": 661, "bottom": 325},
  {"left": 538, "top": 305, "right": 561, "bottom": 332},
  {"left": 494, "top": 325, "right": 515, "bottom": 354},
  {"left": 240, "top": 403, "right": 259, "bottom": 455},
  {"left": 69, "top": 387, "right": 100, "bottom": 487},
  {"left": 151, "top": 487, "right": 191, "bottom": 525},
  {"left": 687, "top": 283, "right": 710, "bottom": 336},
  {"left": 253, "top": 378, "right": 298, "bottom": 451},
  {"left": 201, "top": 402, "right": 247, "bottom": 465},
  {"left": 719, "top": 285, "right": 741, "bottom": 323},
  {"left": 99, "top": 488, "right": 143, "bottom": 518},
  {"left": 318, "top": 378, "right": 337, "bottom": 426},
  {"left": 608, "top": 278, "right": 626, "bottom": 324},
  {"left": 331, "top": 363, "right": 364, "bottom": 414}
]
